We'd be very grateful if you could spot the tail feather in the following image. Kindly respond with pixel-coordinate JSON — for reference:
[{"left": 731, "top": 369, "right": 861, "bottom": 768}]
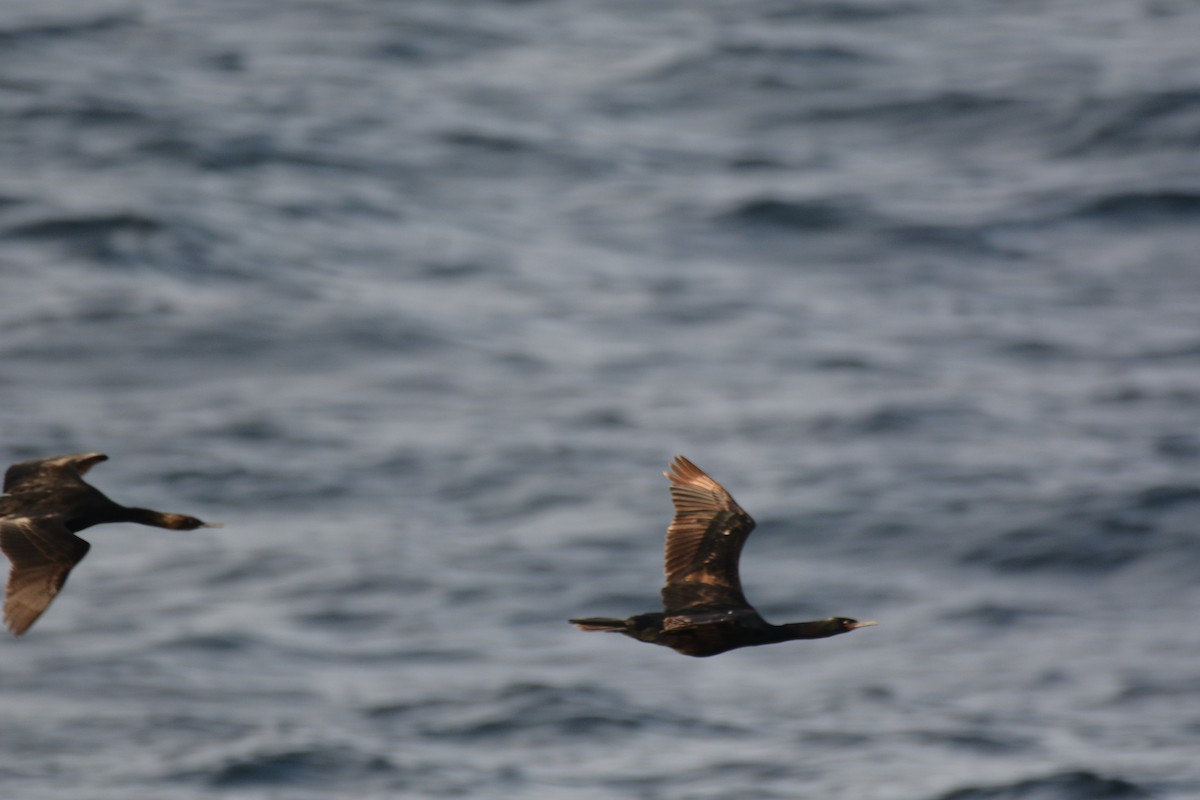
[{"left": 569, "top": 617, "right": 628, "bottom": 632}]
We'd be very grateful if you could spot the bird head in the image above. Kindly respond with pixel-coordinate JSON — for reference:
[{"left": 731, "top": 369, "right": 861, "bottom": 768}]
[
  {"left": 162, "top": 514, "right": 222, "bottom": 530},
  {"left": 828, "top": 617, "right": 877, "bottom": 634}
]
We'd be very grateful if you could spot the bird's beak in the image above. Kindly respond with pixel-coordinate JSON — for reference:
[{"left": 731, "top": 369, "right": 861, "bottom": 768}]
[
  {"left": 849, "top": 620, "right": 878, "bottom": 629},
  {"left": 200, "top": 522, "right": 225, "bottom": 528}
]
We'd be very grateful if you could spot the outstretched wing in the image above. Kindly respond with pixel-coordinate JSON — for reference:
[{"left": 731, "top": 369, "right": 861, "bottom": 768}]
[
  {"left": 660, "top": 456, "right": 756, "bottom": 613},
  {"left": 4, "top": 453, "right": 108, "bottom": 495},
  {"left": 0, "top": 517, "right": 91, "bottom": 636}
]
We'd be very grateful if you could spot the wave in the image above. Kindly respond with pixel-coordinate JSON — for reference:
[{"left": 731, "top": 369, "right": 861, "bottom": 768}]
[
  {"left": 1071, "top": 190, "right": 1200, "bottom": 223},
  {"left": 174, "top": 745, "right": 397, "bottom": 789},
  {"left": 364, "top": 682, "right": 744, "bottom": 743},
  {"left": 0, "top": 12, "right": 135, "bottom": 46},
  {"left": 717, "top": 196, "right": 856, "bottom": 231},
  {"left": 931, "top": 769, "right": 1149, "bottom": 799},
  {"left": 1057, "top": 89, "right": 1200, "bottom": 155},
  {"left": 5, "top": 212, "right": 165, "bottom": 240}
]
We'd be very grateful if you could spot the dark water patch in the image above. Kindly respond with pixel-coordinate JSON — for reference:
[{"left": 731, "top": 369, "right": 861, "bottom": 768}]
[
  {"left": 763, "top": 0, "right": 923, "bottom": 21},
  {"left": 809, "top": 401, "right": 989, "bottom": 439},
  {"left": 718, "top": 39, "right": 879, "bottom": 66},
  {"left": 165, "top": 466, "right": 356, "bottom": 510},
  {"left": 654, "top": 295, "right": 757, "bottom": 325},
  {"left": 202, "top": 49, "right": 245, "bottom": 73},
  {"left": 142, "top": 310, "right": 448, "bottom": 370},
  {"left": 435, "top": 449, "right": 607, "bottom": 522},
  {"left": 1071, "top": 190, "right": 1200, "bottom": 224},
  {"left": 202, "top": 550, "right": 318, "bottom": 587},
  {"left": 491, "top": 348, "right": 551, "bottom": 374},
  {"left": 796, "top": 729, "right": 874, "bottom": 747},
  {"left": 958, "top": 480, "right": 1200, "bottom": 574},
  {"left": 626, "top": 38, "right": 877, "bottom": 101},
  {"left": 414, "top": 258, "right": 496, "bottom": 281},
  {"left": 136, "top": 133, "right": 390, "bottom": 176},
  {"left": 164, "top": 134, "right": 279, "bottom": 172},
  {"left": 812, "top": 353, "right": 876, "bottom": 370},
  {"left": 291, "top": 608, "right": 393, "bottom": 631},
  {"left": 363, "top": 695, "right": 459, "bottom": 720},
  {"left": 961, "top": 524, "right": 1148, "bottom": 574},
  {"left": 432, "top": 127, "right": 596, "bottom": 178},
  {"left": 932, "top": 770, "right": 1149, "bottom": 800},
  {"left": 144, "top": 713, "right": 256, "bottom": 743},
  {"left": 0, "top": 12, "right": 136, "bottom": 47},
  {"left": 717, "top": 196, "right": 856, "bottom": 232},
  {"left": 693, "top": 758, "right": 799, "bottom": 784},
  {"left": 996, "top": 339, "right": 1077, "bottom": 362},
  {"left": 367, "top": 450, "right": 426, "bottom": 480},
  {"left": 803, "top": 90, "right": 1024, "bottom": 127},
  {"left": 1, "top": 211, "right": 218, "bottom": 269},
  {"left": 726, "top": 153, "right": 788, "bottom": 171},
  {"left": 439, "top": 128, "right": 538, "bottom": 155},
  {"left": 605, "top": 766, "right": 796, "bottom": 799},
  {"left": 166, "top": 462, "right": 340, "bottom": 510},
  {"left": 1135, "top": 340, "right": 1200, "bottom": 362},
  {"left": 1134, "top": 483, "right": 1200, "bottom": 510},
  {"left": 379, "top": 646, "right": 483, "bottom": 663},
  {"left": 14, "top": 97, "right": 147, "bottom": 126},
  {"left": 160, "top": 633, "right": 257, "bottom": 654},
  {"left": 1155, "top": 433, "right": 1200, "bottom": 460},
  {"left": 6, "top": 212, "right": 164, "bottom": 241},
  {"left": 779, "top": 350, "right": 911, "bottom": 375},
  {"left": 1093, "top": 383, "right": 1200, "bottom": 406},
  {"left": 879, "top": 222, "right": 1014, "bottom": 257},
  {"left": 326, "top": 312, "right": 450, "bottom": 354},
  {"left": 396, "top": 682, "right": 743, "bottom": 743},
  {"left": 1111, "top": 673, "right": 1200, "bottom": 705},
  {"left": 911, "top": 728, "right": 1036, "bottom": 754},
  {"left": 204, "top": 416, "right": 291, "bottom": 443},
  {"left": 1057, "top": 89, "right": 1200, "bottom": 155},
  {"left": 371, "top": 19, "right": 515, "bottom": 64},
  {"left": 277, "top": 569, "right": 433, "bottom": 602},
  {"left": 942, "top": 603, "right": 1052, "bottom": 628},
  {"left": 454, "top": 486, "right": 593, "bottom": 524},
  {"left": 570, "top": 406, "right": 634, "bottom": 429},
  {"left": 190, "top": 746, "right": 396, "bottom": 788}
]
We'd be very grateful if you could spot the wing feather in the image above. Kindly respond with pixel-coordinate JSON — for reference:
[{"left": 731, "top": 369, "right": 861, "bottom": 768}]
[
  {"left": 4, "top": 453, "right": 107, "bottom": 494},
  {"left": 0, "top": 517, "right": 91, "bottom": 636},
  {"left": 660, "top": 456, "right": 756, "bottom": 613}
]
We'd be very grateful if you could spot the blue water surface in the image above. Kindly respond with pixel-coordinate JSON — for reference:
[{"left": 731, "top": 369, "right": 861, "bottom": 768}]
[{"left": 1, "top": 1, "right": 1199, "bottom": 798}]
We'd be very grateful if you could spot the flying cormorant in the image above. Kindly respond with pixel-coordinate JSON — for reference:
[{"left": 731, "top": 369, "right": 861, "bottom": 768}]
[
  {"left": 570, "top": 456, "right": 875, "bottom": 657},
  {"left": 0, "top": 453, "right": 219, "bottom": 636}
]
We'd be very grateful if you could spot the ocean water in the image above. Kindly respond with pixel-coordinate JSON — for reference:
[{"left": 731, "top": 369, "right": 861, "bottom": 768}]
[{"left": 1, "top": 1, "right": 1199, "bottom": 798}]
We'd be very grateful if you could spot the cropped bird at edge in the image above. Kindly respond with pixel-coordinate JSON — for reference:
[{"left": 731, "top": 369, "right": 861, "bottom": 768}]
[
  {"left": 0, "top": 453, "right": 220, "bottom": 637},
  {"left": 570, "top": 456, "right": 876, "bottom": 657}
]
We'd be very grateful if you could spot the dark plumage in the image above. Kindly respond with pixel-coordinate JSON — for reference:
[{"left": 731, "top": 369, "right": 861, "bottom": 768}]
[
  {"left": 570, "top": 456, "right": 876, "bottom": 657},
  {"left": 0, "top": 453, "right": 219, "bottom": 636}
]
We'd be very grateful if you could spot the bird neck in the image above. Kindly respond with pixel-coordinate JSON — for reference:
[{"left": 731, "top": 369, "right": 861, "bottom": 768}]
[{"left": 774, "top": 620, "right": 844, "bottom": 641}]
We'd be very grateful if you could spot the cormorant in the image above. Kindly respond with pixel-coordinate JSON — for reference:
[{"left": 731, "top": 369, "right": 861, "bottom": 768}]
[
  {"left": 570, "top": 455, "right": 876, "bottom": 657},
  {"left": 0, "top": 453, "right": 219, "bottom": 636}
]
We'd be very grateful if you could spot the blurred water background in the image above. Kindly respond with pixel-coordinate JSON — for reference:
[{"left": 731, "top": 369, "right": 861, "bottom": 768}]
[{"left": 2, "top": 1, "right": 1199, "bottom": 798}]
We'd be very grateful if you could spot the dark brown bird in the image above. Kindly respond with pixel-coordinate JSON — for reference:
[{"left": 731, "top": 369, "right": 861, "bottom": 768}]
[
  {"left": 570, "top": 456, "right": 876, "bottom": 657},
  {"left": 0, "top": 452, "right": 219, "bottom": 636}
]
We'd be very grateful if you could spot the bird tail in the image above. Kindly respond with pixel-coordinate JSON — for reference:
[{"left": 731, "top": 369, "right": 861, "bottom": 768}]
[{"left": 569, "top": 617, "right": 627, "bottom": 632}]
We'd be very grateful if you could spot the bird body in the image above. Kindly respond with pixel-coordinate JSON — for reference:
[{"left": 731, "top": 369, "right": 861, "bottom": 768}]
[
  {"left": 570, "top": 456, "right": 875, "bottom": 657},
  {"left": 0, "top": 453, "right": 217, "bottom": 636}
]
